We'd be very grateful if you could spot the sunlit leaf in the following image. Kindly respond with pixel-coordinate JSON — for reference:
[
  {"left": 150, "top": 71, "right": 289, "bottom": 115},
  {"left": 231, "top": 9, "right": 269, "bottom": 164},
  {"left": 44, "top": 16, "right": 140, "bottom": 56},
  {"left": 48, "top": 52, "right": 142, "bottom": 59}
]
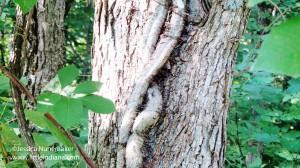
[
  {"left": 0, "top": 124, "right": 24, "bottom": 146},
  {"left": 0, "top": 75, "right": 10, "bottom": 92},
  {"left": 79, "top": 95, "right": 115, "bottom": 114},
  {"left": 25, "top": 110, "right": 48, "bottom": 128},
  {"left": 53, "top": 96, "right": 84, "bottom": 128},
  {"left": 14, "top": 0, "right": 37, "bottom": 13},
  {"left": 74, "top": 81, "right": 101, "bottom": 94},
  {"left": 58, "top": 65, "right": 79, "bottom": 88},
  {"left": 37, "top": 92, "right": 62, "bottom": 112},
  {"left": 253, "top": 17, "right": 300, "bottom": 77},
  {"left": 45, "top": 117, "right": 73, "bottom": 147}
]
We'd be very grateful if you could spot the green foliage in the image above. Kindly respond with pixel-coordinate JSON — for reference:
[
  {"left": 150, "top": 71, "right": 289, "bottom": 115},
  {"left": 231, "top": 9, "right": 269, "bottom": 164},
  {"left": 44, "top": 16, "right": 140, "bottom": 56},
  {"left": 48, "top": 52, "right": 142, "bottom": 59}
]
[
  {"left": 0, "top": 1, "right": 16, "bottom": 65},
  {"left": 25, "top": 110, "right": 48, "bottom": 128},
  {"left": 58, "top": 65, "right": 79, "bottom": 88},
  {"left": 37, "top": 92, "right": 62, "bottom": 113},
  {"left": 65, "top": 0, "right": 93, "bottom": 78},
  {"left": 6, "top": 160, "right": 29, "bottom": 168},
  {"left": 35, "top": 65, "right": 115, "bottom": 128},
  {"left": 53, "top": 96, "right": 84, "bottom": 128},
  {"left": 248, "top": 0, "right": 267, "bottom": 7},
  {"left": 0, "top": 75, "right": 9, "bottom": 92},
  {"left": 44, "top": 118, "right": 74, "bottom": 147},
  {"left": 226, "top": 1, "right": 300, "bottom": 167},
  {"left": 0, "top": 64, "right": 115, "bottom": 167},
  {"left": 79, "top": 95, "right": 116, "bottom": 114},
  {"left": 13, "top": 0, "right": 37, "bottom": 13},
  {"left": 0, "top": 124, "right": 24, "bottom": 147},
  {"left": 0, "top": 1, "right": 96, "bottom": 167},
  {"left": 253, "top": 17, "right": 300, "bottom": 77},
  {"left": 12, "top": 64, "right": 114, "bottom": 167},
  {"left": 74, "top": 81, "right": 101, "bottom": 94},
  {"left": 1, "top": 0, "right": 299, "bottom": 167}
]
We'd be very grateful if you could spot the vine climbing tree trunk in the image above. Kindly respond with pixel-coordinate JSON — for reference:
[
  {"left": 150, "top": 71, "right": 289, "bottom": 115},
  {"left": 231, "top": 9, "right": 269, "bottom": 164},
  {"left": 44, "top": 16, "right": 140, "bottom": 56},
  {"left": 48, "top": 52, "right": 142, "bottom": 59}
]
[{"left": 88, "top": 0, "right": 249, "bottom": 167}]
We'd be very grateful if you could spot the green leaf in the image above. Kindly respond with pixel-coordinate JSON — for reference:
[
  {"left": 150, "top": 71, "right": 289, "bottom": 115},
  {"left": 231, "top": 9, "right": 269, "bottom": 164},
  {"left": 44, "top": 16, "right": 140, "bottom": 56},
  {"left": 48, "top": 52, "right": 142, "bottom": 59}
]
[
  {"left": 44, "top": 117, "right": 73, "bottom": 147},
  {"left": 53, "top": 96, "right": 84, "bottom": 128},
  {"left": 281, "top": 138, "right": 300, "bottom": 153},
  {"left": 253, "top": 17, "right": 300, "bottom": 78},
  {"left": 6, "top": 160, "right": 29, "bottom": 168},
  {"left": 254, "top": 133, "right": 280, "bottom": 143},
  {"left": 0, "top": 124, "right": 24, "bottom": 147},
  {"left": 247, "top": 0, "right": 267, "bottom": 7},
  {"left": 80, "top": 95, "right": 115, "bottom": 114},
  {"left": 37, "top": 92, "right": 62, "bottom": 113},
  {"left": 14, "top": 0, "right": 37, "bottom": 13},
  {"left": 275, "top": 149, "right": 300, "bottom": 161},
  {"left": 25, "top": 110, "right": 48, "bottom": 128},
  {"left": 32, "top": 133, "right": 50, "bottom": 147},
  {"left": 0, "top": 75, "right": 10, "bottom": 92},
  {"left": 58, "top": 65, "right": 79, "bottom": 88},
  {"left": 26, "top": 115, "right": 64, "bottom": 148},
  {"left": 74, "top": 81, "right": 101, "bottom": 94}
]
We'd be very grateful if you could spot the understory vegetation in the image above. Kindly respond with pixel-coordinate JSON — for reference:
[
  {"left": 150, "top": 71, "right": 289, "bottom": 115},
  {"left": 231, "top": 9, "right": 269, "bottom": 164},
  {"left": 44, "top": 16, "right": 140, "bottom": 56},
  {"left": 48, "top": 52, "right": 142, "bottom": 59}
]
[
  {"left": 0, "top": 0, "right": 299, "bottom": 167},
  {"left": 226, "top": 0, "right": 300, "bottom": 167}
]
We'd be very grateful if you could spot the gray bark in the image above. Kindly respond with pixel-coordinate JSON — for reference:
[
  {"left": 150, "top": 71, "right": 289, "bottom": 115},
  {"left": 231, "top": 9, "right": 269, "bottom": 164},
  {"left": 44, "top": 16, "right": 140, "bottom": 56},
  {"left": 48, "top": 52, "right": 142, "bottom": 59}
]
[
  {"left": 9, "top": 0, "right": 66, "bottom": 167},
  {"left": 88, "top": 0, "right": 249, "bottom": 167},
  {"left": 10, "top": 0, "right": 65, "bottom": 97}
]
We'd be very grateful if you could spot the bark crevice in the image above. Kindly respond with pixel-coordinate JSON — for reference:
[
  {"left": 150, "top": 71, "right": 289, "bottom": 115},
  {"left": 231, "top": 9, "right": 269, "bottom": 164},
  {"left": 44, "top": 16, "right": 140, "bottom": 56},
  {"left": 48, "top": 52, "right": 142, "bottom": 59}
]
[{"left": 89, "top": 0, "right": 249, "bottom": 167}]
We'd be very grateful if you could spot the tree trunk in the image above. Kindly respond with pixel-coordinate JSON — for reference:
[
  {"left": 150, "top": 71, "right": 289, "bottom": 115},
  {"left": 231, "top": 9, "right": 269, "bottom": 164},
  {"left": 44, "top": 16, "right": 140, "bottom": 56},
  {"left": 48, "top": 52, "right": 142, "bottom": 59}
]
[
  {"left": 9, "top": 1, "right": 66, "bottom": 167},
  {"left": 10, "top": 0, "right": 65, "bottom": 96},
  {"left": 88, "top": 0, "right": 249, "bottom": 167}
]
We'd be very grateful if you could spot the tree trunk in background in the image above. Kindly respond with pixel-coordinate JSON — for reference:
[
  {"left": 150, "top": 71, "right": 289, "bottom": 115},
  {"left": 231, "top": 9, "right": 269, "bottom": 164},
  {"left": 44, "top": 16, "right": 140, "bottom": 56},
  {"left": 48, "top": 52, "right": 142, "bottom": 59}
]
[
  {"left": 10, "top": 0, "right": 66, "bottom": 96},
  {"left": 8, "top": 1, "right": 66, "bottom": 167},
  {"left": 89, "top": 0, "right": 249, "bottom": 167}
]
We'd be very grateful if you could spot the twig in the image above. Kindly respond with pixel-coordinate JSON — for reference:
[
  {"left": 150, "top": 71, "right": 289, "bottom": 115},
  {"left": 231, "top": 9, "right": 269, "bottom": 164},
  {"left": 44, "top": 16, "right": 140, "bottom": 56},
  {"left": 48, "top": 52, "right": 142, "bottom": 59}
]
[
  {"left": 5, "top": 6, "right": 45, "bottom": 167},
  {"left": 268, "top": 0, "right": 286, "bottom": 20},
  {"left": 0, "top": 137, "right": 9, "bottom": 164},
  {"left": 11, "top": 86, "right": 44, "bottom": 168},
  {"left": 0, "top": 64, "right": 97, "bottom": 167},
  {"left": 44, "top": 113, "right": 97, "bottom": 168},
  {"left": 0, "top": 65, "right": 36, "bottom": 105},
  {"left": 261, "top": 8, "right": 288, "bottom": 35},
  {"left": 235, "top": 111, "right": 245, "bottom": 165}
]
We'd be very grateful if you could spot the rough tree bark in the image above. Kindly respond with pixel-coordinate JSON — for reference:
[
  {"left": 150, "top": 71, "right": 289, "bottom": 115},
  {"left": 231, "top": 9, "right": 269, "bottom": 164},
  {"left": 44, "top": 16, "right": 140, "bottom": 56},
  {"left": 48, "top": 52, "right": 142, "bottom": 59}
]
[
  {"left": 10, "top": 0, "right": 66, "bottom": 97},
  {"left": 88, "top": 0, "right": 249, "bottom": 167},
  {"left": 9, "top": 0, "right": 66, "bottom": 167}
]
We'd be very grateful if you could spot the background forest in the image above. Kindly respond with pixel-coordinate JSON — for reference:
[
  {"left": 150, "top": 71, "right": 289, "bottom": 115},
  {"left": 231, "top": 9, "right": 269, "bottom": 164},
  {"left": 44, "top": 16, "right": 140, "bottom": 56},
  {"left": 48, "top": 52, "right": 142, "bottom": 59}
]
[{"left": 0, "top": 0, "right": 300, "bottom": 167}]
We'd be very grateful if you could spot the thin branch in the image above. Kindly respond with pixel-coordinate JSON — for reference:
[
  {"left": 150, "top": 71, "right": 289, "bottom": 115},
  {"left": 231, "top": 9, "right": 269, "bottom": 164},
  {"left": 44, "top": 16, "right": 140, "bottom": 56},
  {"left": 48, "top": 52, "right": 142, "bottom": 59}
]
[
  {"left": 235, "top": 111, "right": 246, "bottom": 166},
  {"left": 261, "top": 8, "right": 288, "bottom": 35},
  {"left": 2, "top": 6, "right": 45, "bottom": 167},
  {"left": 0, "top": 64, "right": 97, "bottom": 167},
  {"left": 0, "top": 65, "right": 36, "bottom": 105},
  {"left": 44, "top": 113, "right": 97, "bottom": 168},
  {"left": 0, "top": 137, "right": 9, "bottom": 164},
  {"left": 268, "top": 0, "right": 286, "bottom": 20},
  {"left": 11, "top": 86, "right": 44, "bottom": 168}
]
